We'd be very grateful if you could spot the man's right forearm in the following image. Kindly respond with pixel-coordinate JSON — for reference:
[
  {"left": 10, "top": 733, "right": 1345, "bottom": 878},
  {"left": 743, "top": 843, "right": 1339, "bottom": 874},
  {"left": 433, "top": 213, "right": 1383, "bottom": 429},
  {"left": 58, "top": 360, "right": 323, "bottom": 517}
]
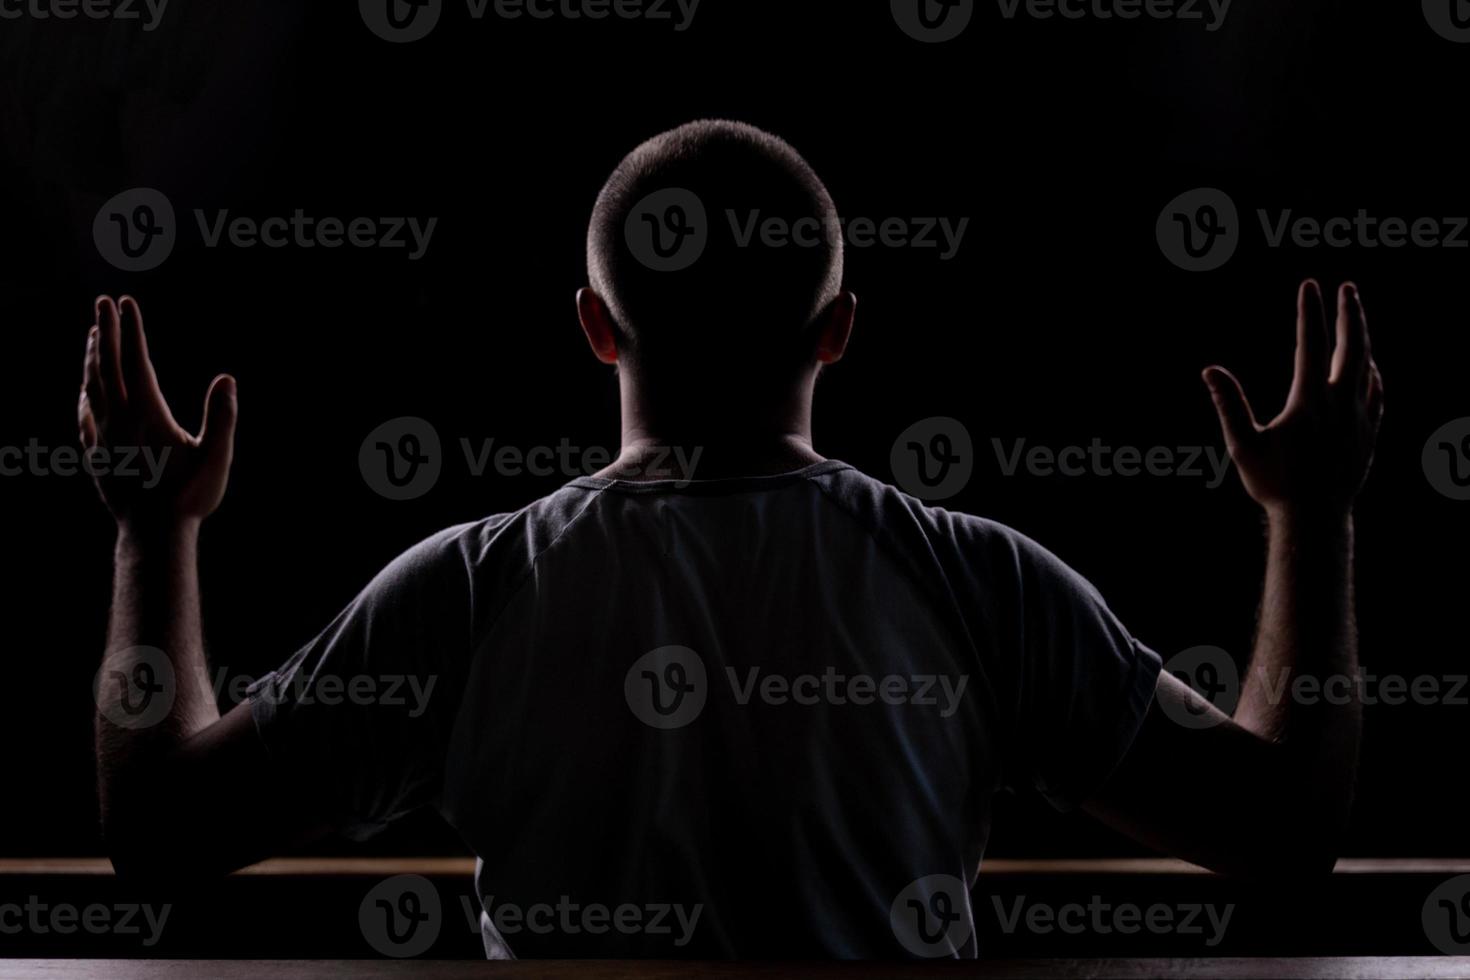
[{"left": 1235, "top": 508, "right": 1361, "bottom": 859}]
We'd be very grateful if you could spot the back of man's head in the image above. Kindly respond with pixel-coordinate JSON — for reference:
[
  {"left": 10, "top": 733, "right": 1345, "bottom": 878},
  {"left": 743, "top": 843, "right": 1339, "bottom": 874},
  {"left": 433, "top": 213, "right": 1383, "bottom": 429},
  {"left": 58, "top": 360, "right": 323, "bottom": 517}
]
[{"left": 587, "top": 120, "right": 844, "bottom": 382}]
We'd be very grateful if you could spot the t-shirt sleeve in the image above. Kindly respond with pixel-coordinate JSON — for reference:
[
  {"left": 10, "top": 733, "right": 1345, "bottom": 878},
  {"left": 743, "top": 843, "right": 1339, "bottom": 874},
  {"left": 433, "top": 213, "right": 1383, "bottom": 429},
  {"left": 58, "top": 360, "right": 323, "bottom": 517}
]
[
  {"left": 246, "top": 524, "right": 477, "bottom": 839},
  {"left": 1005, "top": 530, "right": 1163, "bottom": 812}
]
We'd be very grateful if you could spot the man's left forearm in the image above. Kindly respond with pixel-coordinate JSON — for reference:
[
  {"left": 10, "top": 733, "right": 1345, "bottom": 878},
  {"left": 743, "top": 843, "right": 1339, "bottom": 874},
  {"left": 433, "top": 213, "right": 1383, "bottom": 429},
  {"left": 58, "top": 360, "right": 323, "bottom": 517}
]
[{"left": 95, "top": 520, "right": 220, "bottom": 836}]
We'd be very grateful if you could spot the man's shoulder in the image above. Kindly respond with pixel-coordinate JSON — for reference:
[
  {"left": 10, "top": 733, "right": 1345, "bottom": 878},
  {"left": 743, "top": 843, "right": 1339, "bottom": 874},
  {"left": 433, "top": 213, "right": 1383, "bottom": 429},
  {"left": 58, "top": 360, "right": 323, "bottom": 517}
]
[
  {"left": 809, "top": 463, "right": 1101, "bottom": 608},
  {"left": 396, "top": 481, "right": 608, "bottom": 576},
  {"left": 808, "top": 462, "right": 1030, "bottom": 558}
]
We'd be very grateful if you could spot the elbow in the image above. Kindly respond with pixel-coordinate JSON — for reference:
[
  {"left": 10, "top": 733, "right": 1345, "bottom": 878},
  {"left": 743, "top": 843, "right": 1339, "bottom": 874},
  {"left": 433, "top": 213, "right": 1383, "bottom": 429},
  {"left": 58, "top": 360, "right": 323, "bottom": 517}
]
[
  {"left": 1270, "top": 790, "right": 1353, "bottom": 878},
  {"left": 103, "top": 813, "right": 184, "bottom": 889},
  {"left": 105, "top": 845, "right": 160, "bottom": 887},
  {"left": 1254, "top": 840, "right": 1340, "bottom": 879},
  {"left": 1216, "top": 814, "right": 1346, "bottom": 880},
  {"left": 1200, "top": 841, "right": 1338, "bottom": 881},
  {"left": 100, "top": 757, "right": 200, "bottom": 888},
  {"left": 104, "top": 821, "right": 243, "bottom": 891},
  {"left": 105, "top": 829, "right": 212, "bottom": 891},
  {"left": 100, "top": 784, "right": 202, "bottom": 890},
  {"left": 1228, "top": 754, "right": 1353, "bottom": 879}
]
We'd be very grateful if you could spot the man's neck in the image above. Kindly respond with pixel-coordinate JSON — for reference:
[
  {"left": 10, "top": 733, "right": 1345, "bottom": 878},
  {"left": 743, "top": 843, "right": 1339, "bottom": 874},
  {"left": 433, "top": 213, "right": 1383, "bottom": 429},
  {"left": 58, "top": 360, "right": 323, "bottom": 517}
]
[
  {"left": 599, "top": 376, "right": 823, "bottom": 482},
  {"left": 595, "top": 431, "right": 824, "bottom": 483}
]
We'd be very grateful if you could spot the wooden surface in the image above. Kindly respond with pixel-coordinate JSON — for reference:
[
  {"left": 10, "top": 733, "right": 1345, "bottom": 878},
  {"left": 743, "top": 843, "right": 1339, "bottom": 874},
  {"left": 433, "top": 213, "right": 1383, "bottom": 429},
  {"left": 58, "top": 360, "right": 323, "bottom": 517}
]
[
  {"left": 2, "top": 859, "right": 1461, "bottom": 961},
  {"left": 4, "top": 857, "right": 1469, "bottom": 876},
  {"left": 4, "top": 958, "right": 1470, "bottom": 979}
]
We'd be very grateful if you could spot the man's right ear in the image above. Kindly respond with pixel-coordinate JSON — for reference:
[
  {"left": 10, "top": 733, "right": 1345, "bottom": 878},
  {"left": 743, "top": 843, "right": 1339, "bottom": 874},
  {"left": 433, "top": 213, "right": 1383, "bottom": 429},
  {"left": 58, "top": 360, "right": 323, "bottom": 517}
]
[{"left": 576, "top": 288, "right": 621, "bottom": 366}]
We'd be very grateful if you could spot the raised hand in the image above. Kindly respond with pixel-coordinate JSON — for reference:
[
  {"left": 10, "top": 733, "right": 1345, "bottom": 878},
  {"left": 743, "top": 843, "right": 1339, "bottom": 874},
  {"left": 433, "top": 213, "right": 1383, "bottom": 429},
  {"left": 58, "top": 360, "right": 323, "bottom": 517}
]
[
  {"left": 1203, "top": 280, "right": 1384, "bottom": 517},
  {"left": 78, "top": 295, "right": 238, "bottom": 529}
]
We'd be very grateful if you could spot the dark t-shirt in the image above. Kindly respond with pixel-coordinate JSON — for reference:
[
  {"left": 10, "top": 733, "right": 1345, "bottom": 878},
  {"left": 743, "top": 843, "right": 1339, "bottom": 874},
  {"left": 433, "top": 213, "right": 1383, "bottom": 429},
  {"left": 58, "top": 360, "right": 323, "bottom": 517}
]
[{"left": 248, "top": 460, "right": 1161, "bottom": 958}]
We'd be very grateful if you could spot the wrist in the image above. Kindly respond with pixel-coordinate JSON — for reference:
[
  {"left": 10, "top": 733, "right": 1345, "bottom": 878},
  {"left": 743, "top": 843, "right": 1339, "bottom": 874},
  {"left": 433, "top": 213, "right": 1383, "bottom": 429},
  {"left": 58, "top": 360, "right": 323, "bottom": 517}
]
[
  {"left": 116, "top": 515, "right": 201, "bottom": 553},
  {"left": 1264, "top": 502, "right": 1353, "bottom": 538}
]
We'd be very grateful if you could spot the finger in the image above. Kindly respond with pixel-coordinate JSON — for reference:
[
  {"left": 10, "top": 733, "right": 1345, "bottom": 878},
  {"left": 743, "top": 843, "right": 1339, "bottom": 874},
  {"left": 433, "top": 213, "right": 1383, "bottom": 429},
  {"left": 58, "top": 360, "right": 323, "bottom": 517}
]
[
  {"left": 83, "top": 326, "right": 109, "bottom": 422},
  {"left": 95, "top": 295, "right": 128, "bottom": 410},
  {"left": 117, "top": 295, "right": 167, "bottom": 413},
  {"left": 78, "top": 391, "right": 98, "bottom": 450},
  {"left": 1202, "top": 366, "right": 1260, "bottom": 458},
  {"left": 81, "top": 322, "right": 97, "bottom": 386},
  {"left": 1330, "top": 283, "right": 1369, "bottom": 387},
  {"left": 1366, "top": 360, "right": 1385, "bottom": 424},
  {"left": 198, "top": 374, "right": 238, "bottom": 476},
  {"left": 1289, "top": 279, "right": 1330, "bottom": 405}
]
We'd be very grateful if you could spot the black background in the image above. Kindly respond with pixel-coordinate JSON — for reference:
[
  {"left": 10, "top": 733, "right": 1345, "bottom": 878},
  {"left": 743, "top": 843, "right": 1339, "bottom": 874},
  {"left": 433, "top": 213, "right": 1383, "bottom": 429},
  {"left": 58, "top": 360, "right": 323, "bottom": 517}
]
[{"left": 0, "top": 0, "right": 1464, "bottom": 863}]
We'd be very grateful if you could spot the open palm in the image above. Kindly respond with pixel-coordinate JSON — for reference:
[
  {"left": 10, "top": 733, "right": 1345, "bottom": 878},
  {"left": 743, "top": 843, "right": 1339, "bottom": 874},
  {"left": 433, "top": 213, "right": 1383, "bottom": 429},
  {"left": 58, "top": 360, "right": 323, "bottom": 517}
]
[
  {"left": 78, "top": 295, "right": 238, "bottom": 528},
  {"left": 1204, "top": 280, "right": 1384, "bottom": 517}
]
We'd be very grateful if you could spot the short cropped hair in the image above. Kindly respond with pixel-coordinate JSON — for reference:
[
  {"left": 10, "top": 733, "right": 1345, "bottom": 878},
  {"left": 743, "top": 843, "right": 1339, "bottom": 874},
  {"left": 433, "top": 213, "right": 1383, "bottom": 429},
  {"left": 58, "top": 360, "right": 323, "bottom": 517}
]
[{"left": 587, "top": 120, "right": 843, "bottom": 373}]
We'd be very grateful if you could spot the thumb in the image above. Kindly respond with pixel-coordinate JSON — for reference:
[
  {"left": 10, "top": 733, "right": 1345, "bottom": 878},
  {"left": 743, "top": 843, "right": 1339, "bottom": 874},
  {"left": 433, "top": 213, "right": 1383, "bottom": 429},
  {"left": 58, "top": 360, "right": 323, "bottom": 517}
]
[
  {"left": 1202, "top": 366, "right": 1257, "bottom": 457},
  {"left": 198, "top": 374, "right": 238, "bottom": 472}
]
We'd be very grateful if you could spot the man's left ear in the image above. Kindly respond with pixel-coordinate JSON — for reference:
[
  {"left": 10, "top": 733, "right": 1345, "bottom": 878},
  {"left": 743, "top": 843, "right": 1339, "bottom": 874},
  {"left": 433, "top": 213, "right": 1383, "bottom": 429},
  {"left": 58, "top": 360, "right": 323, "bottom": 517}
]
[{"left": 576, "top": 288, "right": 620, "bottom": 365}]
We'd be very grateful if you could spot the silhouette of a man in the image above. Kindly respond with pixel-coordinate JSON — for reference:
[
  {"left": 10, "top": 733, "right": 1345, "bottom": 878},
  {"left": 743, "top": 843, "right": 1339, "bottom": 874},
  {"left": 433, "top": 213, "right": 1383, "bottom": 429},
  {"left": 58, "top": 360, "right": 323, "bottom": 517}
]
[{"left": 86, "top": 120, "right": 1384, "bottom": 958}]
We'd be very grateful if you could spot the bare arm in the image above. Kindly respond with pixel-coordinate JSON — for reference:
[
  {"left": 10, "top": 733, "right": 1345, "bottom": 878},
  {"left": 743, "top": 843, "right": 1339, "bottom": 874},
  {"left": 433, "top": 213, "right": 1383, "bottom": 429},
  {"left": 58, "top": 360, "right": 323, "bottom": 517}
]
[
  {"left": 1084, "top": 280, "right": 1383, "bottom": 877},
  {"left": 85, "top": 295, "right": 327, "bottom": 882}
]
